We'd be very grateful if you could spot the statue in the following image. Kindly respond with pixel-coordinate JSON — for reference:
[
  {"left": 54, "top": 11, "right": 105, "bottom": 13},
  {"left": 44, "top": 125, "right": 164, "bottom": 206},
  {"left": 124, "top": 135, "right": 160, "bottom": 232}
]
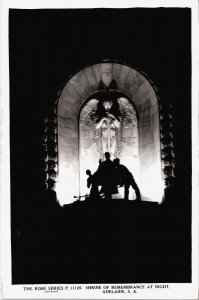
[
  {"left": 79, "top": 97, "right": 138, "bottom": 161},
  {"left": 79, "top": 96, "right": 139, "bottom": 197},
  {"left": 94, "top": 100, "right": 121, "bottom": 159},
  {"left": 96, "top": 152, "right": 119, "bottom": 199}
]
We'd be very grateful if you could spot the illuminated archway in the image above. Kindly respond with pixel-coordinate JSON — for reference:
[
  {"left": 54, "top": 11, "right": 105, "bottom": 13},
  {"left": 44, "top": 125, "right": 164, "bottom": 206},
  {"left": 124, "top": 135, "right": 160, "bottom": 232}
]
[{"left": 57, "top": 63, "right": 163, "bottom": 205}]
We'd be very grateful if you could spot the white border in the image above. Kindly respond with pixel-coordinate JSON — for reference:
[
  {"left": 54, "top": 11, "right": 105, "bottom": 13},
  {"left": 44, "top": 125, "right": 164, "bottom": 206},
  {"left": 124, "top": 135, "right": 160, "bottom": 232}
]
[
  {"left": 3, "top": 0, "right": 199, "bottom": 9},
  {"left": 1, "top": 0, "right": 198, "bottom": 299}
]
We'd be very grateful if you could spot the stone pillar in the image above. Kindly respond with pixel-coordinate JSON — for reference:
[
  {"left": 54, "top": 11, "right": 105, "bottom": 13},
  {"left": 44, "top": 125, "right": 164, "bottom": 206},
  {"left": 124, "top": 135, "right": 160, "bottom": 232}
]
[
  {"left": 160, "top": 103, "right": 175, "bottom": 198},
  {"left": 36, "top": 114, "right": 49, "bottom": 192},
  {"left": 46, "top": 104, "right": 58, "bottom": 192}
]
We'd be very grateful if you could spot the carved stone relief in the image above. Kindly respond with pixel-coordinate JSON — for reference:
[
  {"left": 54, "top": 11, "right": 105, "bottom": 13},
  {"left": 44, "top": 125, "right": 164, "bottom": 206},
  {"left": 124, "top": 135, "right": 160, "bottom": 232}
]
[
  {"left": 79, "top": 96, "right": 139, "bottom": 196},
  {"left": 79, "top": 97, "right": 138, "bottom": 161}
]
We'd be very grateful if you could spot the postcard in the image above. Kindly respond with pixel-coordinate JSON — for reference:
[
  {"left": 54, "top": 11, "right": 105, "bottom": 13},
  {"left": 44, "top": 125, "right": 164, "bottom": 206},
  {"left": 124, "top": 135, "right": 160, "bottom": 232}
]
[{"left": 1, "top": 0, "right": 198, "bottom": 299}]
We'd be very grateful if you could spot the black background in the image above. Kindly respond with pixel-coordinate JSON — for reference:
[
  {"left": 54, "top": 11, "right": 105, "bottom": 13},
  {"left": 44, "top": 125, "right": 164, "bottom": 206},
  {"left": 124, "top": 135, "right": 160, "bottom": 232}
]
[{"left": 9, "top": 8, "right": 191, "bottom": 284}]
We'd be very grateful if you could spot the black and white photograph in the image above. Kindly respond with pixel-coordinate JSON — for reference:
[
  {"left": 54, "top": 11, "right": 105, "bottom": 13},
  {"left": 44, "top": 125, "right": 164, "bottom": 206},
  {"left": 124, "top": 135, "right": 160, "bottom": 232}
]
[{"left": 1, "top": 0, "right": 198, "bottom": 298}]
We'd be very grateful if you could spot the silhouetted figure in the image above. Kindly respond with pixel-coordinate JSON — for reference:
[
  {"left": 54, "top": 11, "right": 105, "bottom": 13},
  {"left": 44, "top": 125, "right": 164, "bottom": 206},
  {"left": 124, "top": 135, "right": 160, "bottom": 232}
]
[
  {"left": 86, "top": 169, "right": 99, "bottom": 199},
  {"left": 97, "top": 152, "right": 118, "bottom": 200},
  {"left": 114, "top": 158, "right": 141, "bottom": 201}
]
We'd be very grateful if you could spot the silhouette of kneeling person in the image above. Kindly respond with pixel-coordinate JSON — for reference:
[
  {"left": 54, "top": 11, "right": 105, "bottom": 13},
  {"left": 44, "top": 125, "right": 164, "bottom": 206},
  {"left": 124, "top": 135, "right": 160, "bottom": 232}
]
[
  {"left": 97, "top": 152, "right": 118, "bottom": 200},
  {"left": 86, "top": 169, "right": 100, "bottom": 199},
  {"left": 114, "top": 158, "right": 141, "bottom": 201}
]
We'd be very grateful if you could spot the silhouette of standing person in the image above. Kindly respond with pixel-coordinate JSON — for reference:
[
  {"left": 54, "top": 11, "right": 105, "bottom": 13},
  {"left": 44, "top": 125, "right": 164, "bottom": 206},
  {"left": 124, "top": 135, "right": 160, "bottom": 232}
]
[
  {"left": 86, "top": 169, "right": 99, "bottom": 199},
  {"left": 97, "top": 152, "right": 118, "bottom": 200},
  {"left": 114, "top": 158, "right": 141, "bottom": 201}
]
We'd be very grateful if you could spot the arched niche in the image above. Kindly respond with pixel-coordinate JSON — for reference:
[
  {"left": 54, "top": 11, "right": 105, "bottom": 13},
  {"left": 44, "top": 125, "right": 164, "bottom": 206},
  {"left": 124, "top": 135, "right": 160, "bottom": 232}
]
[{"left": 57, "top": 63, "right": 164, "bottom": 205}]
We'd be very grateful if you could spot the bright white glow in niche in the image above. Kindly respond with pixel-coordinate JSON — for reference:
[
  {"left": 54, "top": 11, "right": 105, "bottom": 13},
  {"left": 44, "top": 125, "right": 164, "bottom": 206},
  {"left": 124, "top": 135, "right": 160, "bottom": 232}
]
[
  {"left": 141, "top": 162, "right": 164, "bottom": 204},
  {"left": 56, "top": 144, "right": 163, "bottom": 205},
  {"left": 56, "top": 164, "right": 78, "bottom": 206}
]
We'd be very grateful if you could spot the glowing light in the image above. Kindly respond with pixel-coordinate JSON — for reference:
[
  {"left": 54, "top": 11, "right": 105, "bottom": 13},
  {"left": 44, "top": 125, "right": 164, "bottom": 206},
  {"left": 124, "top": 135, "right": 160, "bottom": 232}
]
[
  {"left": 56, "top": 164, "right": 79, "bottom": 206},
  {"left": 56, "top": 158, "right": 164, "bottom": 205},
  {"left": 140, "top": 162, "right": 164, "bottom": 204}
]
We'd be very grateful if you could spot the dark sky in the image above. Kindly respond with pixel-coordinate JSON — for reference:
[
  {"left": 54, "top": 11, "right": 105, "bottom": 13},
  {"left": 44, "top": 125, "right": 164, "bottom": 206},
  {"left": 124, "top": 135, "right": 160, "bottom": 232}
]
[{"left": 9, "top": 8, "right": 191, "bottom": 95}]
